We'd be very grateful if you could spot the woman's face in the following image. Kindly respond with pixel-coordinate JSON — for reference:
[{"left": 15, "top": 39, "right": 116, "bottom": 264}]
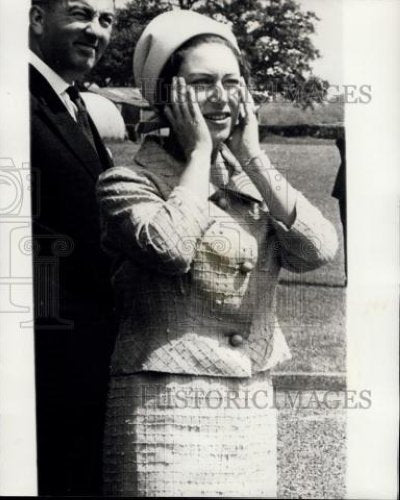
[{"left": 177, "top": 43, "right": 241, "bottom": 147}]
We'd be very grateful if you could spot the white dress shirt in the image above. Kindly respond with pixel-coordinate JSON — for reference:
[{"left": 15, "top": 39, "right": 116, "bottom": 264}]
[{"left": 30, "top": 50, "right": 78, "bottom": 121}]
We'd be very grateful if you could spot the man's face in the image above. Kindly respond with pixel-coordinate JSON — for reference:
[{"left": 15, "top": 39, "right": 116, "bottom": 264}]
[{"left": 33, "top": 0, "right": 115, "bottom": 81}]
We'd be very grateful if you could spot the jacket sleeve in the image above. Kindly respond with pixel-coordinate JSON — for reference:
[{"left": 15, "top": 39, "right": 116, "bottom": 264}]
[
  {"left": 97, "top": 165, "right": 213, "bottom": 275},
  {"left": 269, "top": 190, "right": 339, "bottom": 272}
]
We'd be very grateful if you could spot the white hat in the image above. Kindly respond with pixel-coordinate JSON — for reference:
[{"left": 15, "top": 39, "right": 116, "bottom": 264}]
[{"left": 133, "top": 10, "right": 240, "bottom": 104}]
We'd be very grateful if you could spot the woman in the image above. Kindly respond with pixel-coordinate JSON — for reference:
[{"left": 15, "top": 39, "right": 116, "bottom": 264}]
[{"left": 98, "top": 10, "right": 338, "bottom": 497}]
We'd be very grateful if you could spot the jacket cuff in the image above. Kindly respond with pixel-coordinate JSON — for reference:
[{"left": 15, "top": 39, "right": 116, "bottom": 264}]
[{"left": 270, "top": 190, "right": 339, "bottom": 265}]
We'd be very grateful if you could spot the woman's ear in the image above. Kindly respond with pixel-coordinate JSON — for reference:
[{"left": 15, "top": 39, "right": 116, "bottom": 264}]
[{"left": 29, "top": 6, "right": 46, "bottom": 36}]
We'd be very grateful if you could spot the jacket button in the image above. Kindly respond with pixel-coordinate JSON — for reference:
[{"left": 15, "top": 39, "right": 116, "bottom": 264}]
[
  {"left": 218, "top": 197, "right": 228, "bottom": 209},
  {"left": 240, "top": 261, "right": 254, "bottom": 273},
  {"left": 229, "top": 333, "right": 243, "bottom": 347}
]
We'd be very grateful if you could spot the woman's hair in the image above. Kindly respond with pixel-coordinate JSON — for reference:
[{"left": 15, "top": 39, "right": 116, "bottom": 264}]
[{"left": 155, "top": 34, "right": 250, "bottom": 119}]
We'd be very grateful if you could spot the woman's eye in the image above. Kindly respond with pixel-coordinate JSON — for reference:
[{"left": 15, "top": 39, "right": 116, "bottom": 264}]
[
  {"left": 224, "top": 79, "right": 240, "bottom": 87},
  {"left": 190, "top": 79, "right": 213, "bottom": 87}
]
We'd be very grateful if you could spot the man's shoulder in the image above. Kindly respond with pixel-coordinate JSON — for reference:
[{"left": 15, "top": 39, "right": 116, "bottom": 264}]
[{"left": 29, "top": 63, "right": 59, "bottom": 108}]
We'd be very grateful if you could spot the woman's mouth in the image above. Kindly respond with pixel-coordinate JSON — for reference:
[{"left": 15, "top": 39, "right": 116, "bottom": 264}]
[{"left": 203, "top": 112, "right": 231, "bottom": 124}]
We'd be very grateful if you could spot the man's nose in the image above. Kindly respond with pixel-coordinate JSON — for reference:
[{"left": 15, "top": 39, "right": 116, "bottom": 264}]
[{"left": 84, "top": 17, "right": 107, "bottom": 39}]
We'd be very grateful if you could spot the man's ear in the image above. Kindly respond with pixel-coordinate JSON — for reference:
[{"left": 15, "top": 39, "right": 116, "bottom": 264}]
[{"left": 29, "top": 6, "right": 46, "bottom": 36}]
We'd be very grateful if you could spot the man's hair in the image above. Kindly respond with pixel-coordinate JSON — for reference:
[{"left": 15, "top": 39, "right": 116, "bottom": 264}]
[{"left": 31, "top": 0, "right": 60, "bottom": 9}]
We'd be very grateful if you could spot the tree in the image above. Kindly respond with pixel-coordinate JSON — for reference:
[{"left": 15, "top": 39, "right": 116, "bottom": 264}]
[
  {"left": 195, "top": 0, "right": 328, "bottom": 106},
  {"left": 89, "top": 0, "right": 328, "bottom": 106}
]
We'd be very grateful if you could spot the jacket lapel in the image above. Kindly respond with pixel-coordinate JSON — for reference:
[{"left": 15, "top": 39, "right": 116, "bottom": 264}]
[
  {"left": 89, "top": 114, "right": 114, "bottom": 169},
  {"left": 30, "top": 64, "right": 106, "bottom": 180},
  {"left": 134, "top": 137, "right": 183, "bottom": 194},
  {"left": 218, "top": 144, "right": 264, "bottom": 204},
  {"left": 225, "top": 172, "right": 264, "bottom": 204}
]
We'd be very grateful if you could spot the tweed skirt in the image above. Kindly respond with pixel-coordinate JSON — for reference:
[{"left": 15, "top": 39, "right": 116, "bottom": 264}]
[{"left": 103, "top": 371, "right": 277, "bottom": 497}]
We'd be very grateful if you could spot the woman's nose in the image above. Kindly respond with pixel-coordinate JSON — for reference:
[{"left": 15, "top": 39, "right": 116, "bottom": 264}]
[{"left": 208, "top": 82, "right": 228, "bottom": 104}]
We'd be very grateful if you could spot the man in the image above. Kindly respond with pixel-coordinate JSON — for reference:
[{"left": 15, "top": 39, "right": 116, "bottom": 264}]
[
  {"left": 29, "top": 0, "right": 117, "bottom": 495},
  {"left": 332, "top": 135, "right": 347, "bottom": 281}
]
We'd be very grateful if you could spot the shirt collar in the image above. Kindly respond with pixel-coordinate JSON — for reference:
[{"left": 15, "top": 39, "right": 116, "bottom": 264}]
[{"left": 30, "top": 50, "right": 72, "bottom": 96}]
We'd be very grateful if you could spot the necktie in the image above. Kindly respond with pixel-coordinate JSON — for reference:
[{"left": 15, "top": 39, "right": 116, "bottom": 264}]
[{"left": 66, "top": 85, "right": 98, "bottom": 154}]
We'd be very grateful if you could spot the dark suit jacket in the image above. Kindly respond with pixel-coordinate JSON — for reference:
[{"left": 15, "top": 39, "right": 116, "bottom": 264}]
[{"left": 30, "top": 63, "right": 116, "bottom": 494}]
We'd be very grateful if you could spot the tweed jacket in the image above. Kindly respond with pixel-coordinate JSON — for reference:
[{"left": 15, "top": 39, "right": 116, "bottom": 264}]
[{"left": 97, "top": 136, "right": 338, "bottom": 378}]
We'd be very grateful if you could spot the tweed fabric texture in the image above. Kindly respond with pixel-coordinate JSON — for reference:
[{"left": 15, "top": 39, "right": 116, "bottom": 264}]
[
  {"left": 103, "top": 371, "right": 277, "bottom": 497},
  {"left": 97, "top": 136, "right": 338, "bottom": 377}
]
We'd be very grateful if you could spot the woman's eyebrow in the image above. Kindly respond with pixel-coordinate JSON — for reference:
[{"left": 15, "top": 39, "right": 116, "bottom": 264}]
[{"left": 187, "top": 72, "right": 240, "bottom": 78}]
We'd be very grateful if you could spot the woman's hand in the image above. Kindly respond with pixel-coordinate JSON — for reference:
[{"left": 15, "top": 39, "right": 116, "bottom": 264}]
[
  {"left": 164, "top": 77, "right": 212, "bottom": 201},
  {"left": 227, "top": 78, "right": 263, "bottom": 167},
  {"left": 164, "top": 76, "right": 213, "bottom": 161}
]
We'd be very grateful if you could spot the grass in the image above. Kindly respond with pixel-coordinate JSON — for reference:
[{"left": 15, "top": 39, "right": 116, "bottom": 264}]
[
  {"left": 261, "top": 135, "right": 336, "bottom": 145},
  {"left": 107, "top": 137, "right": 346, "bottom": 376},
  {"left": 258, "top": 100, "right": 344, "bottom": 127},
  {"left": 275, "top": 285, "right": 346, "bottom": 373},
  {"left": 277, "top": 389, "right": 346, "bottom": 499}
]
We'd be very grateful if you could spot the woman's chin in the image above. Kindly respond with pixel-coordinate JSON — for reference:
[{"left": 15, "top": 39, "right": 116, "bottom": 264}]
[{"left": 210, "top": 129, "right": 231, "bottom": 149}]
